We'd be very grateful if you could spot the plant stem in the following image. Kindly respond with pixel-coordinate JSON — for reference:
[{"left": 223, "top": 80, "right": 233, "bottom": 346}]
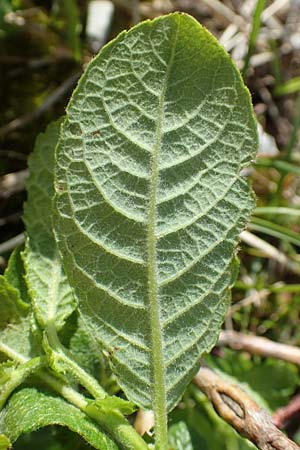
[
  {"left": 0, "top": 356, "right": 46, "bottom": 409},
  {"left": 45, "top": 321, "right": 106, "bottom": 400},
  {"left": 242, "top": 0, "right": 266, "bottom": 78},
  {"left": 40, "top": 372, "right": 149, "bottom": 449},
  {"left": 87, "top": 403, "right": 149, "bottom": 450},
  {"left": 0, "top": 344, "right": 149, "bottom": 450}
]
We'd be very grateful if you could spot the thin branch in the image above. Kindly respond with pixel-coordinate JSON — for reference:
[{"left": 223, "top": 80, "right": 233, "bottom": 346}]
[
  {"left": 229, "top": 289, "right": 270, "bottom": 314},
  {"left": 240, "top": 230, "right": 300, "bottom": 275},
  {"left": 218, "top": 330, "right": 300, "bottom": 365},
  {"left": 198, "top": 0, "right": 246, "bottom": 28},
  {"left": 0, "top": 233, "right": 25, "bottom": 254},
  {"left": 262, "top": 0, "right": 289, "bottom": 22},
  {"left": 241, "top": 230, "right": 288, "bottom": 266},
  {"left": 273, "top": 395, "right": 300, "bottom": 429},
  {"left": 0, "top": 169, "right": 28, "bottom": 198},
  {"left": 194, "top": 365, "right": 300, "bottom": 450}
]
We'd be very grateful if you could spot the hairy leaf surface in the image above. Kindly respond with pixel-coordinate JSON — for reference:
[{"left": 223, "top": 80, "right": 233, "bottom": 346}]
[
  {"left": 169, "top": 421, "right": 193, "bottom": 450},
  {"left": 54, "top": 13, "right": 258, "bottom": 412},
  {"left": 23, "top": 120, "right": 76, "bottom": 331},
  {"left": 0, "top": 251, "right": 33, "bottom": 359},
  {"left": 0, "top": 388, "right": 117, "bottom": 450},
  {"left": 5, "top": 248, "right": 31, "bottom": 305}
]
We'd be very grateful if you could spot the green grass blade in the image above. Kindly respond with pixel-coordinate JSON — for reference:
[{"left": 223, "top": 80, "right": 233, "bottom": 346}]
[
  {"left": 242, "top": 0, "right": 266, "bottom": 78},
  {"left": 254, "top": 207, "right": 300, "bottom": 217},
  {"left": 249, "top": 217, "right": 300, "bottom": 248},
  {"left": 274, "top": 77, "right": 300, "bottom": 96},
  {"left": 254, "top": 158, "right": 300, "bottom": 175}
]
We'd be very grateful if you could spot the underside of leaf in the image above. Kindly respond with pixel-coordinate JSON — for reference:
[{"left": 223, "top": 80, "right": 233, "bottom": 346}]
[{"left": 54, "top": 12, "right": 258, "bottom": 414}]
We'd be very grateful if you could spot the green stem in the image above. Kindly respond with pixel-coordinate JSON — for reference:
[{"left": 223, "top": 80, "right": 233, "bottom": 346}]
[
  {"left": 40, "top": 372, "right": 149, "bottom": 449},
  {"left": 0, "top": 356, "right": 46, "bottom": 409},
  {"left": 45, "top": 321, "right": 106, "bottom": 400},
  {"left": 0, "top": 345, "right": 149, "bottom": 450},
  {"left": 242, "top": 0, "right": 266, "bottom": 78},
  {"left": 87, "top": 403, "right": 149, "bottom": 450},
  {"left": 254, "top": 207, "right": 300, "bottom": 217},
  {"left": 254, "top": 158, "right": 300, "bottom": 175}
]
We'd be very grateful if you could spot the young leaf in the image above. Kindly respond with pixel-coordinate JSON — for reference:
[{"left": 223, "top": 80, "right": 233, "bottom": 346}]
[
  {"left": 168, "top": 421, "right": 193, "bottom": 450},
  {"left": 0, "top": 357, "right": 45, "bottom": 409},
  {"left": 0, "top": 434, "right": 10, "bottom": 450},
  {"left": 0, "top": 387, "right": 118, "bottom": 450},
  {"left": 53, "top": 11, "right": 258, "bottom": 441},
  {"left": 23, "top": 120, "right": 76, "bottom": 331},
  {"left": 0, "top": 268, "right": 33, "bottom": 359},
  {"left": 94, "top": 396, "right": 137, "bottom": 415},
  {"left": 4, "top": 248, "right": 31, "bottom": 305}
]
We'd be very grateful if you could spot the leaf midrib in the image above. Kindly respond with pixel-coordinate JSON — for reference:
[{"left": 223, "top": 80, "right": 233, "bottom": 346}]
[{"left": 147, "top": 20, "right": 179, "bottom": 444}]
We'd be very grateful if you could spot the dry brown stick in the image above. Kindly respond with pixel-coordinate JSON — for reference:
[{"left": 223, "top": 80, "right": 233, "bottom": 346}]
[
  {"left": 229, "top": 288, "right": 270, "bottom": 314},
  {"left": 198, "top": 0, "right": 246, "bottom": 28},
  {"left": 0, "top": 233, "right": 25, "bottom": 255},
  {"left": 194, "top": 365, "right": 300, "bottom": 450},
  {"left": 0, "top": 169, "right": 28, "bottom": 198},
  {"left": 218, "top": 330, "right": 300, "bottom": 365},
  {"left": 240, "top": 230, "right": 289, "bottom": 267}
]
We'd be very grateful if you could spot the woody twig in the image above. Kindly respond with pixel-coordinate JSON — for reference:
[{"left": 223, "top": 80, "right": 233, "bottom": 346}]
[{"left": 194, "top": 365, "right": 300, "bottom": 450}]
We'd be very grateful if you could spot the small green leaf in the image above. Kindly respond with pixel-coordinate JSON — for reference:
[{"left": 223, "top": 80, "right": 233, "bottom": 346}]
[
  {"left": 54, "top": 12, "right": 258, "bottom": 443},
  {"left": 0, "top": 269, "right": 33, "bottom": 359},
  {"left": 0, "top": 434, "right": 11, "bottom": 450},
  {"left": 23, "top": 120, "right": 76, "bottom": 331},
  {"left": 94, "top": 396, "right": 137, "bottom": 415},
  {"left": 232, "top": 358, "right": 299, "bottom": 411},
  {"left": 0, "top": 357, "right": 45, "bottom": 409},
  {"left": 4, "top": 248, "right": 31, "bottom": 305},
  {"left": 0, "top": 266, "right": 43, "bottom": 405},
  {"left": 0, "top": 388, "right": 118, "bottom": 450},
  {"left": 0, "top": 362, "right": 15, "bottom": 384},
  {"left": 0, "top": 275, "right": 28, "bottom": 326},
  {"left": 168, "top": 421, "right": 193, "bottom": 450}
]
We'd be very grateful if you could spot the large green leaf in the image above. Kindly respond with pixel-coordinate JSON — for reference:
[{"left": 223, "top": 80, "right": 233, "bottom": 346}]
[
  {"left": 23, "top": 120, "right": 76, "bottom": 332},
  {"left": 0, "top": 388, "right": 118, "bottom": 450},
  {"left": 54, "top": 11, "right": 257, "bottom": 417}
]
